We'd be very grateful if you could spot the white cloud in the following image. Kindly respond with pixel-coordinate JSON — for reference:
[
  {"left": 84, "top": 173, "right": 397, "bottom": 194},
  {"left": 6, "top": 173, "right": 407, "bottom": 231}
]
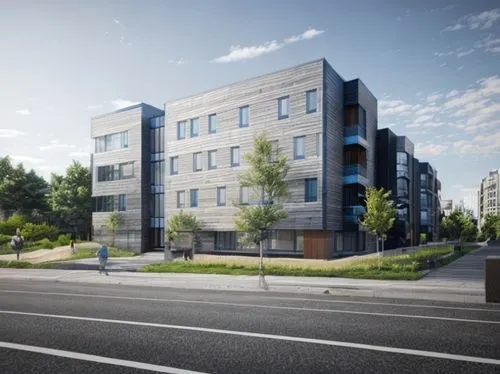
[
  {"left": 378, "top": 100, "right": 416, "bottom": 116},
  {"left": 167, "top": 58, "right": 186, "bottom": 65},
  {"left": 456, "top": 49, "right": 475, "bottom": 58},
  {"left": 475, "top": 34, "right": 500, "bottom": 53},
  {"left": 9, "top": 155, "right": 45, "bottom": 164},
  {"left": 415, "top": 106, "right": 440, "bottom": 116},
  {"left": 415, "top": 143, "right": 449, "bottom": 157},
  {"left": 0, "top": 129, "right": 24, "bottom": 138},
  {"left": 414, "top": 114, "right": 434, "bottom": 123},
  {"left": 16, "top": 109, "right": 31, "bottom": 116},
  {"left": 39, "top": 140, "right": 76, "bottom": 151},
  {"left": 110, "top": 99, "right": 140, "bottom": 110},
  {"left": 426, "top": 92, "right": 443, "bottom": 103},
  {"left": 212, "top": 27, "right": 324, "bottom": 63},
  {"left": 113, "top": 19, "right": 120, "bottom": 24},
  {"left": 443, "top": 8, "right": 500, "bottom": 31}
]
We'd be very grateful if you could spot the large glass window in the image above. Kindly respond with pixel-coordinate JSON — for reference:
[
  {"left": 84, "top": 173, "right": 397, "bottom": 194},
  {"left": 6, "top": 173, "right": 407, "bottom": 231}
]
[
  {"left": 293, "top": 136, "right": 305, "bottom": 160},
  {"left": 190, "top": 118, "right": 199, "bottom": 137},
  {"left": 208, "top": 114, "right": 217, "bottom": 134},
  {"left": 217, "top": 187, "right": 226, "bottom": 206},
  {"left": 119, "top": 162, "right": 134, "bottom": 179},
  {"left": 170, "top": 156, "right": 178, "bottom": 175},
  {"left": 190, "top": 189, "right": 199, "bottom": 208},
  {"left": 94, "top": 131, "right": 128, "bottom": 153},
  {"left": 93, "top": 195, "right": 115, "bottom": 212},
  {"left": 231, "top": 146, "right": 240, "bottom": 167},
  {"left": 176, "top": 191, "right": 185, "bottom": 208},
  {"left": 278, "top": 96, "right": 289, "bottom": 119},
  {"left": 118, "top": 194, "right": 127, "bottom": 211},
  {"left": 150, "top": 160, "right": 164, "bottom": 186},
  {"left": 396, "top": 152, "right": 409, "bottom": 178},
  {"left": 150, "top": 126, "right": 164, "bottom": 153},
  {"left": 177, "top": 121, "right": 186, "bottom": 140},
  {"left": 240, "top": 186, "right": 249, "bottom": 204},
  {"left": 420, "top": 192, "right": 429, "bottom": 209},
  {"left": 397, "top": 178, "right": 409, "bottom": 198},
  {"left": 239, "top": 105, "right": 249, "bottom": 128},
  {"left": 305, "top": 178, "right": 318, "bottom": 202},
  {"left": 208, "top": 150, "right": 217, "bottom": 170},
  {"left": 193, "top": 152, "right": 202, "bottom": 171},
  {"left": 306, "top": 89, "right": 317, "bottom": 113}
]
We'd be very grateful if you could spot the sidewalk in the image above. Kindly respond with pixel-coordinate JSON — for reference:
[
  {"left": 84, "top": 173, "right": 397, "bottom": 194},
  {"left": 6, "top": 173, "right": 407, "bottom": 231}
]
[
  {"left": 0, "top": 268, "right": 485, "bottom": 304},
  {"left": 0, "top": 242, "right": 100, "bottom": 264}
]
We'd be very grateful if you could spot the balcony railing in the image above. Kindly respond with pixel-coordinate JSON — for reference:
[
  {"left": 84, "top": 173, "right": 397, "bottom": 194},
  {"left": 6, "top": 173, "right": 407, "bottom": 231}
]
[
  {"left": 344, "top": 164, "right": 367, "bottom": 177},
  {"left": 344, "top": 124, "right": 367, "bottom": 139}
]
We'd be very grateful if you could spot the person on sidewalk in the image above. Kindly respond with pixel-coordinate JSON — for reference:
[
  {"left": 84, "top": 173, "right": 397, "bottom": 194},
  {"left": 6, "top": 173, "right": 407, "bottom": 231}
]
[
  {"left": 10, "top": 228, "right": 24, "bottom": 261},
  {"left": 96, "top": 243, "right": 109, "bottom": 276},
  {"left": 70, "top": 239, "right": 76, "bottom": 254}
]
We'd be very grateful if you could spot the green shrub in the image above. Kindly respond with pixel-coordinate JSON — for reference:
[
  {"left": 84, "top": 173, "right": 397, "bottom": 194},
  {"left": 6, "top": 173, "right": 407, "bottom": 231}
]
[
  {"left": 21, "top": 223, "right": 59, "bottom": 242},
  {"left": 36, "top": 238, "right": 55, "bottom": 249},
  {"left": 0, "top": 214, "right": 27, "bottom": 235},
  {"left": 0, "top": 234, "right": 12, "bottom": 246},
  {"left": 57, "top": 234, "right": 71, "bottom": 246}
]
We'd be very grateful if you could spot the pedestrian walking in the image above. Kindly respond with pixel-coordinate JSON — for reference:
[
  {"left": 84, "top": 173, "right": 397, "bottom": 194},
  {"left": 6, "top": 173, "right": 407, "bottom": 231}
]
[
  {"left": 70, "top": 239, "right": 76, "bottom": 254},
  {"left": 96, "top": 243, "right": 109, "bottom": 275},
  {"left": 10, "top": 228, "right": 24, "bottom": 261}
]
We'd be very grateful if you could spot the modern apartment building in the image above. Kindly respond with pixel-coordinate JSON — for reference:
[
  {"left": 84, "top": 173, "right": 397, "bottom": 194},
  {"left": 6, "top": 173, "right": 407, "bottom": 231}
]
[
  {"left": 419, "top": 162, "right": 441, "bottom": 242},
  {"left": 165, "top": 58, "right": 378, "bottom": 258},
  {"left": 375, "top": 128, "right": 420, "bottom": 248},
  {"left": 478, "top": 169, "right": 500, "bottom": 228},
  {"left": 90, "top": 103, "right": 165, "bottom": 252}
]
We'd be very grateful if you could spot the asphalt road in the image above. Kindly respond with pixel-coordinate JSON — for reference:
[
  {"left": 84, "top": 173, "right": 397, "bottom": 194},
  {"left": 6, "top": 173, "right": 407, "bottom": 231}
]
[{"left": 0, "top": 280, "right": 499, "bottom": 374}]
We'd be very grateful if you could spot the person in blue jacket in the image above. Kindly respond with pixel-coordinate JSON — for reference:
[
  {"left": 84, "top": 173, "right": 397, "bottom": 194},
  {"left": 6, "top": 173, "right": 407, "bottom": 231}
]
[{"left": 96, "top": 243, "right": 109, "bottom": 276}]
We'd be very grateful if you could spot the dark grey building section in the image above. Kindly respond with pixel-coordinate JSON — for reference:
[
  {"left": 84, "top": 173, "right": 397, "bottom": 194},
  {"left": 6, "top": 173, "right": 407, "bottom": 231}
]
[
  {"left": 419, "top": 162, "right": 441, "bottom": 242},
  {"left": 91, "top": 103, "right": 164, "bottom": 253}
]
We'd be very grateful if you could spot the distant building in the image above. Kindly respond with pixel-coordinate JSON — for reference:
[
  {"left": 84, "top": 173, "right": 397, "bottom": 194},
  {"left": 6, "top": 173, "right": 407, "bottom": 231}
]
[
  {"left": 440, "top": 199, "right": 453, "bottom": 217},
  {"left": 478, "top": 169, "right": 500, "bottom": 228}
]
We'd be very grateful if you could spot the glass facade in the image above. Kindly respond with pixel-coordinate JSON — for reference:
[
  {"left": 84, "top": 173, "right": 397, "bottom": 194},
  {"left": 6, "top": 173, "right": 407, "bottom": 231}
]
[
  {"left": 95, "top": 131, "right": 128, "bottom": 153},
  {"left": 149, "top": 116, "right": 165, "bottom": 249}
]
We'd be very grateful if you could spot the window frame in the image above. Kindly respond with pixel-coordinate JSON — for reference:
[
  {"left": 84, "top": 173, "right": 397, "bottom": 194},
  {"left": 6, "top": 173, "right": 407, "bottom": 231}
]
[
  {"left": 170, "top": 156, "right": 179, "bottom": 175},
  {"left": 177, "top": 121, "right": 186, "bottom": 140},
  {"left": 306, "top": 89, "right": 317, "bottom": 113},
  {"left": 304, "top": 178, "right": 318, "bottom": 203},
  {"left": 239, "top": 105, "right": 249, "bottom": 128},
  {"left": 293, "top": 136, "right": 306, "bottom": 160},
  {"left": 193, "top": 152, "right": 202, "bottom": 172},
  {"left": 277, "top": 96, "right": 290, "bottom": 120},
  {"left": 208, "top": 114, "right": 217, "bottom": 134},
  {"left": 208, "top": 150, "right": 217, "bottom": 170},
  {"left": 176, "top": 190, "right": 185, "bottom": 209},
  {"left": 230, "top": 146, "right": 240, "bottom": 167},
  {"left": 190, "top": 188, "right": 199, "bottom": 208},
  {"left": 217, "top": 186, "right": 226, "bottom": 207},
  {"left": 190, "top": 117, "right": 199, "bottom": 138}
]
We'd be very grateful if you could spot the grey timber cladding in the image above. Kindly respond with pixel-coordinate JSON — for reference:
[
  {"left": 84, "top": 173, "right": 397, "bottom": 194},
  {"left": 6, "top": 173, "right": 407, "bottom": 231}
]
[
  {"left": 90, "top": 106, "right": 146, "bottom": 251},
  {"left": 165, "top": 59, "right": 326, "bottom": 231},
  {"left": 323, "top": 61, "right": 345, "bottom": 231}
]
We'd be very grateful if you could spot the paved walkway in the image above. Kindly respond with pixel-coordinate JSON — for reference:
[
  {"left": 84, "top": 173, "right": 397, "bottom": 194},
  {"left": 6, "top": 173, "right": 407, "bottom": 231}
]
[
  {"left": 419, "top": 243, "right": 499, "bottom": 287},
  {"left": 0, "top": 242, "right": 100, "bottom": 263}
]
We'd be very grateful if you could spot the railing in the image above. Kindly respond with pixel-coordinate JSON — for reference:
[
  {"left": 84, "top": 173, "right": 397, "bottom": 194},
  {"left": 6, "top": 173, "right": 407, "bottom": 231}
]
[
  {"left": 344, "top": 124, "right": 367, "bottom": 139},
  {"left": 344, "top": 164, "right": 367, "bottom": 177}
]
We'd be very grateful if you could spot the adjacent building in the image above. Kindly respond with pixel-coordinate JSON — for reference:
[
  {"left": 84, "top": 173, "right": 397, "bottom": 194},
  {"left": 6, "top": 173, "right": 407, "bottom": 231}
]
[
  {"left": 440, "top": 199, "right": 453, "bottom": 217},
  {"left": 90, "top": 58, "right": 443, "bottom": 257},
  {"left": 375, "top": 128, "right": 420, "bottom": 249},
  {"left": 478, "top": 169, "right": 500, "bottom": 228},
  {"left": 419, "top": 162, "right": 441, "bottom": 243}
]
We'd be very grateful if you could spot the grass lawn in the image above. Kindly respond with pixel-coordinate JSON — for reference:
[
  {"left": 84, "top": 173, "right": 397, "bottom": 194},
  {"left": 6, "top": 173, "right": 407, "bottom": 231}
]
[
  {"left": 141, "top": 244, "right": 480, "bottom": 280},
  {"left": 0, "top": 239, "right": 63, "bottom": 255},
  {"left": 68, "top": 247, "right": 138, "bottom": 260},
  {"left": 0, "top": 260, "right": 56, "bottom": 269}
]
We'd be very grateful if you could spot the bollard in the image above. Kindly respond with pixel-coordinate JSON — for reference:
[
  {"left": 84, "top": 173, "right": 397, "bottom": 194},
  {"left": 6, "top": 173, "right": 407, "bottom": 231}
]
[{"left": 485, "top": 256, "right": 500, "bottom": 303}]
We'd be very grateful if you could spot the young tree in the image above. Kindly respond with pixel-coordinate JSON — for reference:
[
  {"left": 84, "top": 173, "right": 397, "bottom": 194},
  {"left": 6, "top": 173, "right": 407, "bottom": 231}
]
[
  {"left": 441, "top": 210, "right": 478, "bottom": 243},
  {"left": 105, "top": 211, "right": 122, "bottom": 247},
  {"left": 234, "top": 131, "right": 290, "bottom": 274},
  {"left": 359, "top": 186, "right": 396, "bottom": 260},
  {"left": 166, "top": 211, "right": 201, "bottom": 261},
  {"left": 479, "top": 214, "right": 500, "bottom": 240}
]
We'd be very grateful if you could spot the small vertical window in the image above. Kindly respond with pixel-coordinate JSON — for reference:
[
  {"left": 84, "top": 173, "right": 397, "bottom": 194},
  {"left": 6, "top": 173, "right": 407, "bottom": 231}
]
[
  {"left": 193, "top": 152, "right": 202, "bottom": 171},
  {"left": 316, "top": 133, "right": 322, "bottom": 157},
  {"left": 208, "top": 114, "right": 217, "bottom": 134},
  {"left": 293, "top": 136, "right": 305, "bottom": 160},
  {"left": 240, "top": 186, "right": 249, "bottom": 205},
  {"left": 176, "top": 191, "right": 185, "bottom": 208},
  {"left": 217, "top": 187, "right": 226, "bottom": 207},
  {"left": 190, "top": 189, "right": 199, "bottom": 208},
  {"left": 306, "top": 89, "right": 317, "bottom": 113},
  {"left": 118, "top": 194, "right": 127, "bottom": 211},
  {"left": 278, "top": 96, "right": 289, "bottom": 120},
  {"left": 305, "top": 178, "right": 318, "bottom": 202},
  {"left": 208, "top": 150, "right": 217, "bottom": 170},
  {"left": 170, "top": 157, "right": 178, "bottom": 175},
  {"left": 230, "top": 146, "right": 240, "bottom": 167},
  {"left": 177, "top": 121, "right": 186, "bottom": 140},
  {"left": 269, "top": 140, "right": 279, "bottom": 163},
  {"left": 190, "top": 118, "right": 199, "bottom": 137},
  {"left": 239, "top": 105, "right": 249, "bottom": 128}
]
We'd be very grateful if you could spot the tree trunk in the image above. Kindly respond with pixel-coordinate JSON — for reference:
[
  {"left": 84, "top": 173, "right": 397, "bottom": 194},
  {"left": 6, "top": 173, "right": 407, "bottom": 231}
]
[{"left": 381, "top": 236, "right": 385, "bottom": 257}]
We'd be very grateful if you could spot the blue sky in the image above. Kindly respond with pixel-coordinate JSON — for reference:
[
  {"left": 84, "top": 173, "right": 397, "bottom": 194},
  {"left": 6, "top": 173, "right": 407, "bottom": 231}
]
[{"left": 0, "top": 0, "right": 499, "bottom": 215}]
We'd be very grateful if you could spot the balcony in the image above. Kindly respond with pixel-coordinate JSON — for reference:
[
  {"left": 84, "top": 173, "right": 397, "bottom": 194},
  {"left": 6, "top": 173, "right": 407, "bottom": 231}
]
[
  {"left": 343, "top": 164, "right": 368, "bottom": 185},
  {"left": 344, "top": 205, "right": 365, "bottom": 225},
  {"left": 344, "top": 124, "right": 368, "bottom": 147}
]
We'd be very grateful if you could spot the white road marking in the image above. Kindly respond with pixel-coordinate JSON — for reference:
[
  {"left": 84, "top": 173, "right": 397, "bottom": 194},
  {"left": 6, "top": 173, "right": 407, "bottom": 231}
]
[
  {"left": 0, "top": 341, "right": 208, "bottom": 373},
  {"left": 0, "top": 290, "right": 498, "bottom": 324},
  {"left": 0, "top": 310, "right": 499, "bottom": 366}
]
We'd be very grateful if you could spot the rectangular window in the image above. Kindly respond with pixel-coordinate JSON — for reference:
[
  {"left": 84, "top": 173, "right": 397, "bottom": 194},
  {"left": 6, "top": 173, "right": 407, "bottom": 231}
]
[
  {"left": 176, "top": 191, "right": 185, "bottom": 208},
  {"left": 94, "top": 131, "right": 128, "bottom": 153},
  {"left": 118, "top": 194, "right": 126, "bottom": 211},
  {"left": 316, "top": 133, "right": 322, "bottom": 157},
  {"left": 230, "top": 146, "right": 240, "bottom": 167},
  {"left": 93, "top": 195, "right": 115, "bottom": 212},
  {"left": 208, "top": 150, "right": 217, "bottom": 170},
  {"left": 193, "top": 152, "right": 202, "bottom": 171},
  {"left": 151, "top": 160, "right": 164, "bottom": 186},
  {"left": 217, "top": 187, "right": 226, "bottom": 207},
  {"left": 239, "top": 105, "right": 249, "bottom": 128},
  {"left": 278, "top": 96, "right": 289, "bottom": 120},
  {"left": 190, "top": 189, "right": 199, "bottom": 208},
  {"left": 119, "top": 162, "right": 134, "bottom": 179},
  {"left": 269, "top": 140, "right": 279, "bottom": 163},
  {"left": 305, "top": 178, "right": 318, "bottom": 202},
  {"left": 293, "top": 136, "right": 305, "bottom": 160},
  {"left": 306, "top": 89, "right": 317, "bottom": 113},
  {"left": 170, "top": 156, "right": 178, "bottom": 175},
  {"left": 208, "top": 114, "right": 217, "bottom": 134},
  {"left": 190, "top": 118, "right": 199, "bottom": 137},
  {"left": 240, "top": 186, "right": 249, "bottom": 205},
  {"left": 177, "top": 121, "right": 186, "bottom": 140}
]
